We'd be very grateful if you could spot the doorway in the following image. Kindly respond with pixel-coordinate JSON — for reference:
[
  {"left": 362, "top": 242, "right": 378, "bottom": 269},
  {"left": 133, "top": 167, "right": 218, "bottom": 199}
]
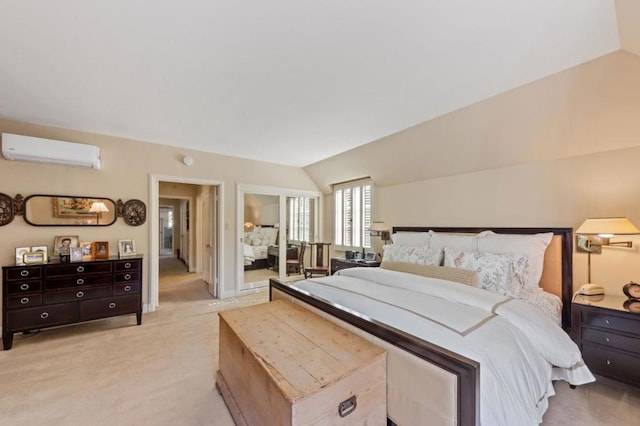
[
  {"left": 159, "top": 206, "right": 174, "bottom": 257},
  {"left": 149, "top": 175, "right": 224, "bottom": 312}
]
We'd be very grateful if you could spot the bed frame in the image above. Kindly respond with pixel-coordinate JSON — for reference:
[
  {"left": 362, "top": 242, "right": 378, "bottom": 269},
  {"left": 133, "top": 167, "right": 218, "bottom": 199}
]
[{"left": 269, "top": 226, "right": 573, "bottom": 426}]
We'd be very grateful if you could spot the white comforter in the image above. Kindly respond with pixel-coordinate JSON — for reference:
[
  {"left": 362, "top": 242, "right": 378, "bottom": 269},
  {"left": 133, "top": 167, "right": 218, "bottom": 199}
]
[{"left": 293, "top": 267, "right": 594, "bottom": 426}]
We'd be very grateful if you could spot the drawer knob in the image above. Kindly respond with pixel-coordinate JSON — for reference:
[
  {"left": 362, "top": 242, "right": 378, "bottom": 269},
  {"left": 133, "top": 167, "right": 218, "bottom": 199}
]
[
  {"left": 20, "top": 283, "right": 30, "bottom": 291},
  {"left": 77, "top": 278, "right": 85, "bottom": 285},
  {"left": 20, "top": 297, "right": 29, "bottom": 304},
  {"left": 109, "top": 302, "right": 116, "bottom": 309},
  {"left": 77, "top": 266, "right": 85, "bottom": 273},
  {"left": 20, "top": 270, "right": 29, "bottom": 277},
  {"left": 605, "top": 319, "right": 610, "bottom": 325},
  {"left": 606, "top": 360, "right": 612, "bottom": 365},
  {"left": 124, "top": 274, "right": 131, "bottom": 280},
  {"left": 605, "top": 337, "right": 610, "bottom": 343},
  {"left": 124, "top": 262, "right": 131, "bottom": 269},
  {"left": 124, "top": 285, "right": 132, "bottom": 292},
  {"left": 76, "top": 291, "right": 84, "bottom": 298},
  {"left": 40, "top": 312, "right": 49, "bottom": 319}
]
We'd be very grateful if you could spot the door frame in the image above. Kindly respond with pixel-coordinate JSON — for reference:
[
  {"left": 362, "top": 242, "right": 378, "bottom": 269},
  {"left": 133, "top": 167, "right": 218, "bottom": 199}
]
[
  {"left": 149, "top": 174, "right": 224, "bottom": 312},
  {"left": 236, "top": 183, "right": 322, "bottom": 294}
]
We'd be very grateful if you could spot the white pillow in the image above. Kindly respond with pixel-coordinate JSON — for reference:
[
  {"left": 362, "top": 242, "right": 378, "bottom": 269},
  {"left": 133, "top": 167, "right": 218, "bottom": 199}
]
[
  {"left": 391, "top": 232, "right": 431, "bottom": 247},
  {"left": 383, "top": 245, "right": 443, "bottom": 266},
  {"left": 443, "top": 247, "right": 528, "bottom": 297},
  {"left": 476, "top": 231, "right": 553, "bottom": 288},
  {"left": 428, "top": 230, "right": 488, "bottom": 252}
]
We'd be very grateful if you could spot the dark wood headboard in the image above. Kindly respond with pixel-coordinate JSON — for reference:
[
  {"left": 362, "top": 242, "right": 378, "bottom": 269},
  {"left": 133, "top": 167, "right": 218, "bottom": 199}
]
[{"left": 392, "top": 226, "right": 574, "bottom": 329}]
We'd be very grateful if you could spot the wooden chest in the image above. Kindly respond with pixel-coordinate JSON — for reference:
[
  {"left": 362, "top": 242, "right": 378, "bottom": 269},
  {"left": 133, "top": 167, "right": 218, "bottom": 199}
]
[{"left": 216, "top": 300, "right": 386, "bottom": 425}]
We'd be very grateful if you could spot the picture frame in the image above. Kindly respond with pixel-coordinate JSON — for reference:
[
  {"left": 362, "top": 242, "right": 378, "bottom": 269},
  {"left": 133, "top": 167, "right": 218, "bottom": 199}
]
[
  {"left": 23, "top": 251, "right": 46, "bottom": 264},
  {"left": 118, "top": 239, "right": 136, "bottom": 257},
  {"left": 94, "top": 241, "right": 109, "bottom": 259},
  {"left": 80, "top": 241, "right": 95, "bottom": 261},
  {"left": 70, "top": 247, "right": 83, "bottom": 262},
  {"left": 31, "top": 245, "right": 48, "bottom": 262},
  {"left": 15, "top": 247, "right": 30, "bottom": 265},
  {"left": 53, "top": 235, "right": 79, "bottom": 256},
  {"left": 54, "top": 197, "right": 101, "bottom": 218}
]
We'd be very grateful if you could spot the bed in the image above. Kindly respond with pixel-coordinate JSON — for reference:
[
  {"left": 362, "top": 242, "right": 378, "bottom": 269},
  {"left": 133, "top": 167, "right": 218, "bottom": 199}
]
[
  {"left": 269, "top": 226, "right": 594, "bottom": 426},
  {"left": 243, "top": 225, "right": 279, "bottom": 270}
]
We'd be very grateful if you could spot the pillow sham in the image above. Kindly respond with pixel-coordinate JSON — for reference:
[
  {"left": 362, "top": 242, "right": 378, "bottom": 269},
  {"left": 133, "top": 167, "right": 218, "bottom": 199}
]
[
  {"left": 443, "top": 247, "right": 528, "bottom": 297},
  {"left": 391, "top": 232, "right": 431, "bottom": 247},
  {"left": 380, "top": 261, "right": 478, "bottom": 286},
  {"left": 476, "top": 231, "right": 553, "bottom": 288},
  {"left": 382, "top": 245, "right": 443, "bottom": 265}
]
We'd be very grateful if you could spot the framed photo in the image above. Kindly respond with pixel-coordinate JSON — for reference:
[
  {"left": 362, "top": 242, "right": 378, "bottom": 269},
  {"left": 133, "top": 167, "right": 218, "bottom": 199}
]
[
  {"left": 54, "top": 197, "right": 101, "bottom": 218},
  {"left": 30, "top": 245, "right": 48, "bottom": 262},
  {"left": 94, "top": 241, "right": 109, "bottom": 259},
  {"left": 80, "top": 241, "right": 95, "bottom": 261},
  {"left": 70, "top": 247, "right": 83, "bottom": 262},
  {"left": 118, "top": 239, "right": 136, "bottom": 257},
  {"left": 53, "top": 235, "right": 79, "bottom": 256},
  {"left": 23, "top": 251, "right": 46, "bottom": 264},
  {"left": 15, "top": 247, "right": 30, "bottom": 265}
]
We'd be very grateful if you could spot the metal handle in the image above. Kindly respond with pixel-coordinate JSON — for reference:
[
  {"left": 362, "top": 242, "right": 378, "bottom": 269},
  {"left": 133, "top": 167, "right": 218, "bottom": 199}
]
[
  {"left": 77, "top": 278, "right": 84, "bottom": 285},
  {"left": 40, "top": 312, "right": 49, "bottom": 319},
  {"left": 605, "top": 337, "right": 610, "bottom": 343},
  {"left": 606, "top": 360, "right": 611, "bottom": 365},
  {"left": 20, "top": 270, "right": 29, "bottom": 277},
  {"left": 605, "top": 319, "right": 610, "bottom": 325},
  {"left": 124, "top": 262, "right": 131, "bottom": 269},
  {"left": 109, "top": 302, "right": 116, "bottom": 309},
  {"left": 76, "top": 291, "right": 84, "bottom": 298},
  {"left": 338, "top": 395, "right": 357, "bottom": 418},
  {"left": 77, "top": 266, "right": 85, "bottom": 273},
  {"left": 20, "top": 297, "right": 29, "bottom": 304},
  {"left": 20, "top": 283, "right": 30, "bottom": 291},
  {"left": 124, "top": 285, "right": 132, "bottom": 292},
  {"left": 124, "top": 274, "right": 131, "bottom": 280}
]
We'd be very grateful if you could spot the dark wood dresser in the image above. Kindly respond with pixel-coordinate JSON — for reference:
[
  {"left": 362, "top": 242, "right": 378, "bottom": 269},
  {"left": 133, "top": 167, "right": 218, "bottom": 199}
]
[
  {"left": 571, "top": 293, "right": 640, "bottom": 387},
  {"left": 331, "top": 258, "right": 381, "bottom": 275},
  {"left": 2, "top": 256, "right": 143, "bottom": 350}
]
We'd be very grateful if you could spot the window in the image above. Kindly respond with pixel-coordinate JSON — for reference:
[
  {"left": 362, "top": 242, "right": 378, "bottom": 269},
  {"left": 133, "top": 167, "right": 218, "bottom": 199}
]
[
  {"left": 288, "top": 197, "right": 311, "bottom": 242},
  {"left": 334, "top": 179, "right": 373, "bottom": 249}
]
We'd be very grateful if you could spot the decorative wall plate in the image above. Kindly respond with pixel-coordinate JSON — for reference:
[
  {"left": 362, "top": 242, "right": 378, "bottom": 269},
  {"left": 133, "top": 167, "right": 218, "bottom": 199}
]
[
  {"left": 123, "top": 199, "right": 147, "bottom": 226},
  {"left": 0, "top": 193, "right": 15, "bottom": 226}
]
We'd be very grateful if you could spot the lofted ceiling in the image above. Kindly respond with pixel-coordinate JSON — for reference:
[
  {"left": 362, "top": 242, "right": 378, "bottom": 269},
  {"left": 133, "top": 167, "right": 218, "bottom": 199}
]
[{"left": 0, "top": 1, "right": 625, "bottom": 167}]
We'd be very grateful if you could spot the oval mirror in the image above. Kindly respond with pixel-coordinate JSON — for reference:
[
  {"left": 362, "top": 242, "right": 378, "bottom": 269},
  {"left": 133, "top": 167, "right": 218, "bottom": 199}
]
[{"left": 24, "top": 195, "right": 117, "bottom": 226}]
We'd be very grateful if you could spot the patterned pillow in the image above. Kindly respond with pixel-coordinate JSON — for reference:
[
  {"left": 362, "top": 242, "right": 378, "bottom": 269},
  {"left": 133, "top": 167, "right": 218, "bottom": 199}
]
[
  {"left": 443, "top": 247, "right": 528, "bottom": 297},
  {"left": 382, "top": 245, "right": 443, "bottom": 265}
]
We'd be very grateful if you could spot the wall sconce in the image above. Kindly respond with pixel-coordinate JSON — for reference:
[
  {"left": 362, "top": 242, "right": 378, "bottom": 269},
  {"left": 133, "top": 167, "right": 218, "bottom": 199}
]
[
  {"left": 575, "top": 217, "right": 640, "bottom": 283},
  {"left": 89, "top": 201, "right": 109, "bottom": 225},
  {"left": 369, "top": 221, "right": 390, "bottom": 244},
  {"left": 244, "top": 222, "right": 254, "bottom": 232}
]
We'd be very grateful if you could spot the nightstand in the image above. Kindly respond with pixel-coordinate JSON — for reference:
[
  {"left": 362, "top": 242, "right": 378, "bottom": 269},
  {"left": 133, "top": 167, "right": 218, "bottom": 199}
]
[
  {"left": 330, "top": 258, "right": 381, "bottom": 275},
  {"left": 571, "top": 293, "right": 640, "bottom": 387}
]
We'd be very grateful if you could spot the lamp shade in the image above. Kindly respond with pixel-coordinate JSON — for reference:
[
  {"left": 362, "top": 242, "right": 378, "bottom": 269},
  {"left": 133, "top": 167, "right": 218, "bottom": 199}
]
[
  {"left": 575, "top": 217, "right": 640, "bottom": 235},
  {"left": 89, "top": 201, "right": 109, "bottom": 213},
  {"left": 368, "top": 221, "right": 388, "bottom": 232}
]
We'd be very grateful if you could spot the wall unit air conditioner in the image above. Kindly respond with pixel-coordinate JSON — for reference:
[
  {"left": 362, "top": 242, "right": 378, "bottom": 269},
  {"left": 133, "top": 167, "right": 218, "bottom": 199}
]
[{"left": 1, "top": 133, "right": 101, "bottom": 169}]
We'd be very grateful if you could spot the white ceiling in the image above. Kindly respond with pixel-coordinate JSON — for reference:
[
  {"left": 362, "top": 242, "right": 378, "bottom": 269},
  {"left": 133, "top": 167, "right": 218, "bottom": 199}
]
[{"left": 0, "top": 1, "right": 621, "bottom": 167}]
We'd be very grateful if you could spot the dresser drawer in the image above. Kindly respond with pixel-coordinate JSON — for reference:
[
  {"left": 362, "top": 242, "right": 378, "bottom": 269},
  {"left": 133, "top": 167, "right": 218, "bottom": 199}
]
[
  {"left": 582, "top": 327, "right": 640, "bottom": 354},
  {"left": 6, "top": 280, "right": 42, "bottom": 294},
  {"left": 45, "top": 286, "right": 112, "bottom": 304},
  {"left": 581, "top": 310, "right": 639, "bottom": 336},
  {"left": 115, "top": 271, "right": 140, "bottom": 284},
  {"left": 6, "top": 303, "right": 79, "bottom": 332},
  {"left": 5, "top": 266, "right": 42, "bottom": 281},
  {"left": 80, "top": 295, "right": 140, "bottom": 321},
  {"left": 115, "top": 260, "right": 140, "bottom": 272},
  {"left": 45, "top": 274, "right": 112, "bottom": 290},
  {"left": 45, "top": 262, "right": 112, "bottom": 277},
  {"left": 582, "top": 344, "right": 640, "bottom": 385},
  {"left": 115, "top": 282, "right": 140, "bottom": 295},
  {"left": 6, "top": 294, "right": 43, "bottom": 309}
]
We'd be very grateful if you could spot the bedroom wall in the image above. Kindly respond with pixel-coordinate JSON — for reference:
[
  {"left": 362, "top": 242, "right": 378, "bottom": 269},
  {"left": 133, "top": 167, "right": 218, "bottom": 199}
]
[
  {"left": 0, "top": 118, "right": 320, "bottom": 321},
  {"left": 309, "top": 50, "right": 640, "bottom": 296}
]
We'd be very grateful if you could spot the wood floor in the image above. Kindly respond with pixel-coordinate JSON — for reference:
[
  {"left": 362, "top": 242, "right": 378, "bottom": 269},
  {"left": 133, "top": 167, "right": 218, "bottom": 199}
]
[{"left": 1, "top": 257, "right": 638, "bottom": 425}]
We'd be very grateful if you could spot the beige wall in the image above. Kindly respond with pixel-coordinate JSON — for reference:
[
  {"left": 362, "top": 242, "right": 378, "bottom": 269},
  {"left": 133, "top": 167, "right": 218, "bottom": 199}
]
[
  {"left": 311, "top": 50, "right": 640, "bottom": 296},
  {"left": 0, "top": 118, "right": 320, "bottom": 317},
  {"left": 617, "top": 0, "right": 640, "bottom": 56}
]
